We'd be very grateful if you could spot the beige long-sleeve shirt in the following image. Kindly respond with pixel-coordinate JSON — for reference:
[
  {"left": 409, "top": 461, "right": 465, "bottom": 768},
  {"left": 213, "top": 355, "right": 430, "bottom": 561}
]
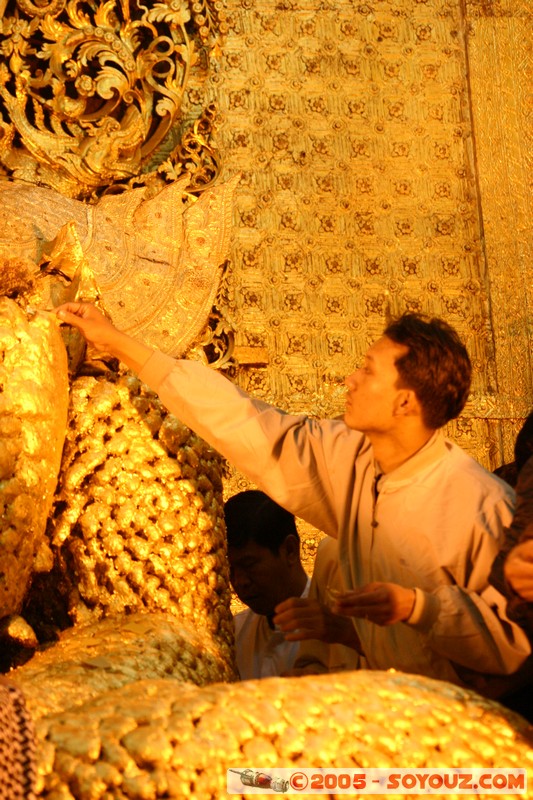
[{"left": 138, "top": 353, "right": 530, "bottom": 690}]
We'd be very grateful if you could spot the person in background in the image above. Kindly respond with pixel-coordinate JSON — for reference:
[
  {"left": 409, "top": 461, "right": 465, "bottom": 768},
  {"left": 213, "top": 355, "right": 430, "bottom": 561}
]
[
  {"left": 488, "top": 412, "right": 533, "bottom": 719},
  {"left": 225, "top": 490, "right": 310, "bottom": 680},
  {"left": 54, "top": 302, "right": 530, "bottom": 695},
  {"left": 226, "top": 491, "right": 360, "bottom": 679},
  {"left": 490, "top": 411, "right": 533, "bottom": 619},
  {"left": 505, "top": 518, "right": 533, "bottom": 604},
  {"left": 493, "top": 411, "right": 533, "bottom": 489}
]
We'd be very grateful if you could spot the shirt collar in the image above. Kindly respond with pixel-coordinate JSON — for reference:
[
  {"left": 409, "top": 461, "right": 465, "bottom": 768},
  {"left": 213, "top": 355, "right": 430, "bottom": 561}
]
[{"left": 374, "top": 430, "right": 448, "bottom": 490}]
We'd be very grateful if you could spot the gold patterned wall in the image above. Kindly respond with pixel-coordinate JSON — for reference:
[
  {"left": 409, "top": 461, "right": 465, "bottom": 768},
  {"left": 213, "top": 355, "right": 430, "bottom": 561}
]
[
  {"left": 190, "top": 0, "right": 532, "bottom": 486},
  {"left": 464, "top": 0, "right": 533, "bottom": 463}
]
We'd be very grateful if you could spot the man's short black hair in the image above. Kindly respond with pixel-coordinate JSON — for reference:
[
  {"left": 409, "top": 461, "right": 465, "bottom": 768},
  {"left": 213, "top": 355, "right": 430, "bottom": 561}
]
[
  {"left": 384, "top": 313, "right": 472, "bottom": 430},
  {"left": 224, "top": 490, "right": 299, "bottom": 554}
]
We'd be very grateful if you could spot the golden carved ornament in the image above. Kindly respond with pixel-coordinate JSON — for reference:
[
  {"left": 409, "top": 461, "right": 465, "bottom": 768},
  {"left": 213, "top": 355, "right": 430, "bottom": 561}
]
[{"left": 0, "top": 0, "right": 227, "bottom": 198}]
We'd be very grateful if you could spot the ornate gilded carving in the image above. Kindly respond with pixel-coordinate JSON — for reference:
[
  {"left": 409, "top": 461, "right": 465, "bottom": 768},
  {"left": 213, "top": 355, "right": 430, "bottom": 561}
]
[
  {"left": 0, "top": 0, "right": 227, "bottom": 198},
  {"left": 1, "top": 1, "right": 532, "bottom": 795}
]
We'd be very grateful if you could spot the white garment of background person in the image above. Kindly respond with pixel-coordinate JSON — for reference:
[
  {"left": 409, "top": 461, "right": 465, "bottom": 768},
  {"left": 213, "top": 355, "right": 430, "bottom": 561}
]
[
  {"left": 293, "top": 536, "right": 361, "bottom": 674},
  {"left": 234, "top": 578, "right": 310, "bottom": 680}
]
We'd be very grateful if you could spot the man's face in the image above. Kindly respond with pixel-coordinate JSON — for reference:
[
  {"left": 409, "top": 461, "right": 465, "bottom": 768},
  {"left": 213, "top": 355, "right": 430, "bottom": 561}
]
[
  {"left": 343, "top": 335, "right": 409, "bottom": 433},
  {"left": 228, "top": 539, "right": 293, "bottom": 617}
]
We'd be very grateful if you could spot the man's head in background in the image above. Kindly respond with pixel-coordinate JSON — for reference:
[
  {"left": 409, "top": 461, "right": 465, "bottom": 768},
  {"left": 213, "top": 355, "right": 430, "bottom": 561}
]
[{"left": 225, "top": 490, "right": 307, "bottom": 617}]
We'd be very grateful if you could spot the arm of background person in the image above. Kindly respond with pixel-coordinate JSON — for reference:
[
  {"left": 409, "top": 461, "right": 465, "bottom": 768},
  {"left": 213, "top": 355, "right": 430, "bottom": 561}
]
[
  {"left": 504, "top": 539, "right": 533, "bottom": 601},
  {"left": 273, "top": 596, "right": 362, "bottom": 650},
  {"left": 502, "top": 457, "right": 533, "bottom": 603},
  {"left": 401, "top": 499, "right": 531, "bottom": 677}
]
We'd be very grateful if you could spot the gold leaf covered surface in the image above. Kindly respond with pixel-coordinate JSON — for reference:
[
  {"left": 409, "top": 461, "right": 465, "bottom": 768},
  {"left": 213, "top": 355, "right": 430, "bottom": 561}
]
[
  {"left": 205, "top": 0, "right": 533, "bottom": 472},
  {"left": 49, "top": 371, "right": 235, "bottom": 668},
  {"left": 15, "top": 669, "right": 533, "bottom": 799},
  {"left": 0, "top": 298, "right": 69, "bottom": 618},
  {"left": 11, "top": 611, "right": 236, "bottom": 722}
]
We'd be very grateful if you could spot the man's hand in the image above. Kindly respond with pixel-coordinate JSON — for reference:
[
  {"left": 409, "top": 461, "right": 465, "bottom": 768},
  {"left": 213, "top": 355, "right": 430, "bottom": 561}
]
[
  {"left": 504, "top": 540, "right": 533, "bottom": 601},
  {"left": 55, "top": 303, "right": 118, "bottom": 351},
  {"left": 332, "top": 582, "right": 416, "bottom": 626},
  {"left": 273, "top": 597, "right": 361, "bottom": 650},
  {"left": 55, "top": 302, "right": 153, "bottom": 372}
]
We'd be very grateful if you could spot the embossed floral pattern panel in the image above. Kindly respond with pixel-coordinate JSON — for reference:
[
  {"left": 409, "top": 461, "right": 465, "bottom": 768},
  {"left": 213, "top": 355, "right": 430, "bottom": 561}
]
[
  {"left": 206, "top": 4, "right": 485, "bottom": 421},
  {"left": 463, "top": 0, "right": 533, "bottom": 430},
  {"left": 200, "top": 0, "right": 531, "bottom": 485}
]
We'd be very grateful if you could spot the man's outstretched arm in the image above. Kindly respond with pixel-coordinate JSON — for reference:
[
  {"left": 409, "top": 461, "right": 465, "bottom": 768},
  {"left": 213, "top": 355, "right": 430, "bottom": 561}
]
[{"left": 54, "top": 302, "right": 352, "bottom": 538}]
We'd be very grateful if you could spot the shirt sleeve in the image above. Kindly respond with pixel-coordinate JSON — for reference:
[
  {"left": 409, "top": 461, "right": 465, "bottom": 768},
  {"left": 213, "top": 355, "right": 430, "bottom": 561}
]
[
  {"left": 138, "top": 352, "right": 362, "bottom": 537},
  {"left": 406, "top": 494, "right": 531, "bottom": 676}
]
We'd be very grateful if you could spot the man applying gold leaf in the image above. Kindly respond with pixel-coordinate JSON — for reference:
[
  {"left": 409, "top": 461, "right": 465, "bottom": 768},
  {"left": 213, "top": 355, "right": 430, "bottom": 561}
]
[{"left": 55, "top": 301, "right": 530, "bottom": 699}]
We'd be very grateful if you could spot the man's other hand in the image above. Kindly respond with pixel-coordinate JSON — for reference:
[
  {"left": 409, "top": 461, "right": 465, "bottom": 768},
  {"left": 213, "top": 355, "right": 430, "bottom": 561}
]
[{"left": 332, "top": 582, "right": 416, "bottom": 626}]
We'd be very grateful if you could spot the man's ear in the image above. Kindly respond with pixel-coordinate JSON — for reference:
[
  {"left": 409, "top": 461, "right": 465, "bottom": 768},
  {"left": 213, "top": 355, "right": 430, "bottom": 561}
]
[
  {"left": 281, "top": 534, "right": 300, "bottom": 565},
  {"left": 393, "top": 389, "right": 420, "bottom": 418}
]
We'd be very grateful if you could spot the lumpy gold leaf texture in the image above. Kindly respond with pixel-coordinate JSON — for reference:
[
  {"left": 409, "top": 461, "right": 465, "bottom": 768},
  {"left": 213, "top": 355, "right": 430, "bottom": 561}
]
[
  {"left": 50, "top": 372, "right": 236, "bottom": 669},
  {"left": 0, "top": 299, "right": 69, "bottom": 618},
  {"left": 9, "top": 667, "right": 533, "bottom": 799}
]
